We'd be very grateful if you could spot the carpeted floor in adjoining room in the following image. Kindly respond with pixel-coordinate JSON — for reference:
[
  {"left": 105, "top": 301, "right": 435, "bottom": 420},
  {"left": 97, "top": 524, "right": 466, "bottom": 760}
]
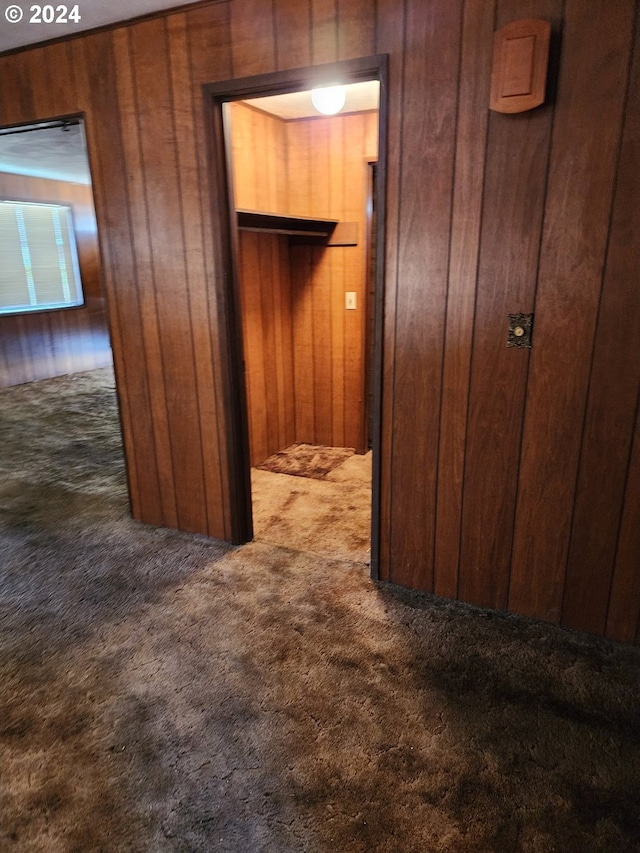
[
  {"left": 1, "top": 367, "right": 640, "bottom": 852},
  {"left": 251, "top": 445, "right": 372, "bottom": 565}
]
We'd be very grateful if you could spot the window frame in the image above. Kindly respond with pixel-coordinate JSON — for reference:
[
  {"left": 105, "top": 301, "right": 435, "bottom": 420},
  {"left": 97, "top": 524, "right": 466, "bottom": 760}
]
[{"left": 0, "top": 196, "right": 85, "bottom": 317}]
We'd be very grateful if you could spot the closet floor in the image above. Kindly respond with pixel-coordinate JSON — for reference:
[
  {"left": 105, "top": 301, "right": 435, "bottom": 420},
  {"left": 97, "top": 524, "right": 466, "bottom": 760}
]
[{"left": 251, "top": 450, "right": 372, "bottom": 565}]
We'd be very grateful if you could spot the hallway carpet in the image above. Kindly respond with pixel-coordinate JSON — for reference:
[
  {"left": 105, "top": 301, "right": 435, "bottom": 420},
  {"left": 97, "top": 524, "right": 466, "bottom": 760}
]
[{"left": 1, "top": 369, "right": 639, "bottom": 852}]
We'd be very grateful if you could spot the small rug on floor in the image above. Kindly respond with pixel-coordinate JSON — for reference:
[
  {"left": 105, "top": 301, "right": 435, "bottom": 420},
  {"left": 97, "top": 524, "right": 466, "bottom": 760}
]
[{"left": 256, "top": 443, "right": 355, "bottom": 480}]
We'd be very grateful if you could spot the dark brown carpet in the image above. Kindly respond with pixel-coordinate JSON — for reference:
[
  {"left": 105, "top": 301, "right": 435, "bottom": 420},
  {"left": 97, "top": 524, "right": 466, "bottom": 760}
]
[
  {"left": 256, "top": 443, "right": 355, "bottom": 480},
  {"left": 1, "top": 368, "right": 640, "bottom": 852}
]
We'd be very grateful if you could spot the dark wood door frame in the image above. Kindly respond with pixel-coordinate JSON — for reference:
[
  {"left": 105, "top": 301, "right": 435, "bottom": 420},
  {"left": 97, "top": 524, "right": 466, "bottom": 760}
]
[{"left": 203, "top": 55, "right": 388, "bottom": 579}]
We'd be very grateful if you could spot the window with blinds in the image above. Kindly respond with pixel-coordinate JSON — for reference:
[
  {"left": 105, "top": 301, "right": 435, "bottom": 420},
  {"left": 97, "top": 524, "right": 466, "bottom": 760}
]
[{"left": 0, "top": 200, "right": 84, "bottom": 316}]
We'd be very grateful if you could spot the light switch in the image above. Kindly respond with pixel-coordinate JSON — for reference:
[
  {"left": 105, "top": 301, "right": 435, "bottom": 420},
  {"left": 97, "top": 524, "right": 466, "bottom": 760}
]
[{"left": 345, "top": 292, "right": 357, "bottom": 310}]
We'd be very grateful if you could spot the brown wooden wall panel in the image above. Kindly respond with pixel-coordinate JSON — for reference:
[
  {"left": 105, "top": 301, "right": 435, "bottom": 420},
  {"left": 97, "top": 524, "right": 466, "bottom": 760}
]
[
  {"left": 185, "top": 0, "right": 234, "bottom": 541},
  {"left": 238, "top": 231, "right": 295, "bottom": 465},
  {"left": 1, "top": 0, "right": 638, "bottom": 641},
  {"left": 375, "top": 0, "right": 406, "bottom": 581},
  {"left": 133, "top": 17, "right": 211, "bottom": 535},
  {"left": 311, "top": 0, "right": 339, "bottom": 64},
  {"left": 338, "top": 0, "right": 376, "bottom": 60},
  {"left": 562, "top": 11, "right": 640, "bottom": 636},
  {"left": 229, "top": 103, "right": 287, "bottom": 212},
  {"left": 291, "top": 246, "right": 317, "bottom": 442},
  {"left": 167, "top": 12, "right": 229, "bottom": 538},
  {"left": 458, "top": 0, "right": 562, "bottom": 610},
  {"left": 286, "top": 112, "right": 377, "bottom": 450},
  {"left": 71, "top": 30, "right": 161, "bottom": 526},
  {"left": 112, "top": 24, "right": 179, "bottom": 530},
  {"left": 240, "top": 231, "right": 267, "bottom": 462},
  {"left": 509, "top": 0, "right": 637, "bottom": 624},
  {"left": 0, "top": 52, "right": 35, "bottom": 123},
  {"left": 606, "top": 405, "right": 640, "bottom": 644},
  {"left": 273, "top": 1, "right": 312, "bottom": 70},
  {"left": 433, "top": 0, "right": 494, "bottom": 600},
  {"left": 230, "top": 0, "right": 276, "bottom": 77},
  {"left": 386, "top": 0, "right": 464, "bottom": 590}
]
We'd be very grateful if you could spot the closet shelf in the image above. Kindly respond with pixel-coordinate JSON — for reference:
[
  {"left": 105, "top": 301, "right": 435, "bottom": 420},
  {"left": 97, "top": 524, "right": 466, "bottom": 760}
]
[{"left": 236, "top": 209, "right": 337, "bottom": 245}]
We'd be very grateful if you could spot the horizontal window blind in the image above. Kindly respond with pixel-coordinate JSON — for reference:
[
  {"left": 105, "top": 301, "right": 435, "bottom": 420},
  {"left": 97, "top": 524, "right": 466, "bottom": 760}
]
[{"left": 0, "top": 200, "right": 84, "bottom": 316}]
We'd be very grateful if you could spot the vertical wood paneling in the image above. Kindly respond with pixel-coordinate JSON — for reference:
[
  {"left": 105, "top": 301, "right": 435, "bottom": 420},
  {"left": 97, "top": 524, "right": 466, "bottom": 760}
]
[
  {"left": 341, "top": 113, "right": 368, "bottom": 451},
  {"left": 130, "top": 18, "right": 208, "bottom": 534},
  {"left": 113, "top": 25, "right": 179, "bottom": 529},
  {"left": 387, "top": 0, "right": 463, "bottom": 590},
  {"left": 375, "top": 0, "right": 406, "bottom": 581},
  {"left": 272, "top": 235, "right": 296, "bottom": 452},
  {"left": 459, "top": 0, "right": 561, "bottom": 610},
  {"left": 562, "top": 11, "right": 640, "bottom": 635},
  {"left": 286, "top": 112, "right": 376, "bottom": 450},
  {"left": 606, "top": 403, "right": 640, "bottom": 643},
  {"left": 312, "top": 250, "right": 334, "bottom": 445},
  {"left": 337, "top": 0, "right": 376, "bottom": 59},
  {"left": 229, "top": 103, "right": 287, "bottom": 212},
  {"left": 28, "top": 42, "right": 77, "bottom": 117},
  {"left": 286, "top": 121, "right": 312, "bottom": 217},
  {"left": 72, "top": 30, "right": 160, "bottom": 525},
  {"left": 0, "top": 53, "right": 36, "bottom": 124},
  {"left": 239, "top": 231, "right": 270, "bottom": 464},
  {"left": 1, "top": 0, "right": 637, "bottom": 641},
  {"left": 186, "top": 0, "right": 234, "bottom": 539},
  {"left": 311, "top": 0, "right": 338, "bottom": 64},
  {"left": 292, "top": 246, "right": 316, "bottom": 440},
  {"left": 433, "top": 0, "right": 494, "bottom": 600},
  {"left": 167, "top": 12, "right": 221, "bottom": 537},
  {"left": 230, "top": 0, "right": 276, "bottom": 77},
  {"left": 509, "top": 0, "right": 636, "bottom": 623},
  {"left": 274, "top": 0, "right": 312, "bottom": 70},
  {"left": 258, "top": 234, "right": 282, "bottom": 451},
  {"left": 329, "top": 118, "right": 347, "bottom": 445}
]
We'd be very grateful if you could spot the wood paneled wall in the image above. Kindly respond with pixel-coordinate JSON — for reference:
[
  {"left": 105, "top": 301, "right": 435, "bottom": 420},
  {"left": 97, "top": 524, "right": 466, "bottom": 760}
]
[
  {"left": 1, "top": 0, "right": 637, "bottom": 641},
  {"left": 238, "top": 230, "right": 295, "bottom": 466},
  {"left": 231, "top": 102, "right": 378, "bottom": 452},
  {"left": 288, "top": 112, "right": 377, "bottom": 450},
  {"left": 0, "top": 172, "right": 111, "bottom": 387},
  {"left": 229, "top": 102, "right": 287, "bottom": 212}
]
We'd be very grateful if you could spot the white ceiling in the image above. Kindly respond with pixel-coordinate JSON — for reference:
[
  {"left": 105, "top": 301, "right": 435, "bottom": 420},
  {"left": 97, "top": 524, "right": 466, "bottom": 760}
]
[
  {"left": 243, "top": 81, "right": 380, "bottom": 121},
  {"left": 0, "top": 0, "right": 205, "bottom": 53},
  {"left": 0, "top": 119, "right": 91, "bottom": 184}
]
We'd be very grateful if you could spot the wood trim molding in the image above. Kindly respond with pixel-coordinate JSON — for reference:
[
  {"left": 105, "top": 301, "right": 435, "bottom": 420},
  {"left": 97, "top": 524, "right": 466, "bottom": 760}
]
[{"left": 203, "top": 54, "right": 389, "bottom": 568}]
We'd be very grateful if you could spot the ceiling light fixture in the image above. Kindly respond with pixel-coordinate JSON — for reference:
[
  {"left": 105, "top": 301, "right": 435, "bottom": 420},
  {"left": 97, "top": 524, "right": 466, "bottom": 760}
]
[{"left": 310, "top": 85, "right": 346, "bottom": 116}]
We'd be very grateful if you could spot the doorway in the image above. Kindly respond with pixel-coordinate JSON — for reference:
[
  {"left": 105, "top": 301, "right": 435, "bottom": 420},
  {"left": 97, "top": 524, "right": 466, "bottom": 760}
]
[
  {"left": 204, "top": 57, "right": 387, "bottom": 577},
  {"left": 0, "top": 115, "right": 113, "bottom": 386}
]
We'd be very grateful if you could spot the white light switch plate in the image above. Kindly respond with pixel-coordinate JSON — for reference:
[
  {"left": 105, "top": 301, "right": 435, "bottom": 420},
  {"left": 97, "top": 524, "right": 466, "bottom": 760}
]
[{"left": 345, "top": 292, "right": 357, "bottom": 310}]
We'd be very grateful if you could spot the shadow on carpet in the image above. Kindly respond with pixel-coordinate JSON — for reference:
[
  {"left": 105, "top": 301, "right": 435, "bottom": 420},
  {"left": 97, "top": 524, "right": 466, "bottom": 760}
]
[{"left": 1, "top": 368, "right": 640, "bottom": 853}]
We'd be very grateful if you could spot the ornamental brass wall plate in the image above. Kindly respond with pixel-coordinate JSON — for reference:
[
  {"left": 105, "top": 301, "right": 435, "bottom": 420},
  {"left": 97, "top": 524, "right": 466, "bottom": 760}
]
[{"left": 507, "top": 313, "right": 534, "bottom": 348}]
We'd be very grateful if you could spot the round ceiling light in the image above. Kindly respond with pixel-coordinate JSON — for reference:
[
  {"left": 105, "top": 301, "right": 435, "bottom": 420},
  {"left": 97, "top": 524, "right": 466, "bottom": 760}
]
[{"left": 310, "top": 86, "right": 346, "bottom": 116}]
